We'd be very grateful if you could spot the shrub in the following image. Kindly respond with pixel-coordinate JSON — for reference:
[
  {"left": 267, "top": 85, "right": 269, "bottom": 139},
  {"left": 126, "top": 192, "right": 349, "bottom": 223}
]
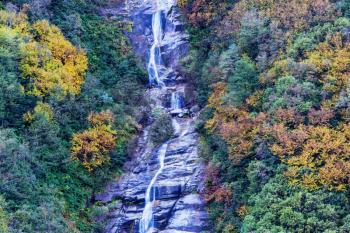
[{"left": 149, "top": 113, "right": 174, "bottom": 145}]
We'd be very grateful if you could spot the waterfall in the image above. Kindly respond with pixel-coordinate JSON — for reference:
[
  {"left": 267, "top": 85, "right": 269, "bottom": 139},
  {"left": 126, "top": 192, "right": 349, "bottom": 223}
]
[
  {"left": 139, "top": 2, "right": 181, "bottom": 231},
  {"left": 148, "top": 10, "right": 164, "bottom": 86},
  {"left": 98, "top": 0, "right": 210, "bottom": 231},
  {"left": 172, "top": 118, "right": 181, "bottom": 135},
  {"left": 171, "top": 92, "right": 184, "bottom": 110},
  {"left": 139, "top": 144, "right": 168, "bottom": 233}
]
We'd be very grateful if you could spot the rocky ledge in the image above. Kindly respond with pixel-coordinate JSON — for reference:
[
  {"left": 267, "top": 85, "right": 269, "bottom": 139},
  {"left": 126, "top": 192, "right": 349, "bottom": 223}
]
[
  {"left": 97, "top": 119, "right": 210, "bottom": 232},
  {"left": 97, "top": 0, "right": 210, "bottom": 232}
]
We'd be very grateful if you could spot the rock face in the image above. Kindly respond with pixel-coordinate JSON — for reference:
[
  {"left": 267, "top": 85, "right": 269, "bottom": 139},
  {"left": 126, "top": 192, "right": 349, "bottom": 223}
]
[{"left": 97, "top": 1, "right": 210, "bottom": 232}]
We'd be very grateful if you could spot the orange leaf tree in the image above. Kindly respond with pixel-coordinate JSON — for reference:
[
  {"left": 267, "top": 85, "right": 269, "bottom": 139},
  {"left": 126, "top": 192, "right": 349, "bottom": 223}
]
[{"left": 206, "top": 83, "right": 267, "bottom": 164}]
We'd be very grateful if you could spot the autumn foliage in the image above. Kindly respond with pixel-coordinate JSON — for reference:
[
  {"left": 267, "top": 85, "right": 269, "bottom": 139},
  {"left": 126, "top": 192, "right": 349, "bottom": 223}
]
[
  {"left": 270, "top": 123, "right": 350, "bottom": 191},
  {"left": 207, "top": 78, "right": 350, "bottom": 191},
  {"left": 304, "top": 34, "right": 350, "bottom": 107},
  {"left": 206, "top": 83, "right": 267, "bottom": 164},
  {"left": 204, "top": 165, "right": 232, "bottom": 205},
  {"left": 71, "top": 111, "right": 116, "bottom": 171},
  {"left": 178, "top": 0, "right": 227, "bottom": 27},
  {"left": 20, "top": 20, "right": 88, "bottom": 98},
  {"left": 0, "top": 2, "right": 148, "bottom": 231},
  {"left": 0, "top": 10, "right": 87, "bottom": 99},
  {"left": 182, "top": 0, "right": 350, "bottom": 231},
  {"left": 218, "top": 0, "right": 337, "bottom": 38}
]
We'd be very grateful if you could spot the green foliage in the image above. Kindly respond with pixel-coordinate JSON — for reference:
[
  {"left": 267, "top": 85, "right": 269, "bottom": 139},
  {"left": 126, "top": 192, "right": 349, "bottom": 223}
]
[
  {"left": 218, "top": 43, "right": 240, "bottom": 79},
  {"left": 81, "top": 15, "right": 141, "bottom": 86},
  {"left": 0, "top": 25, "right": 35, "bottom": 128},
  {"left": 181, "top": 25, "right": 217, "bottom": 106},
  {"left": 0, "top": 0, "right": 147, "bottom": 231},
  {"left": 0, "top": 196, "right": 9, "bottom": 233},
  {"left": 242, "top": 168, "right": 350, "bottom": 233},
  {"left": 225, "top": 56, "right": 258, "bottom": 106},
  {"left": 338, "top": 0, "right": 350, "bottom": 17},
  {"left": 246, "top": 159, "right": 274, "bottom": 194},
  {"left": 263, "top": 75, "right": 319, "bottom": 113},
  {"left": 287, "top": 17, "right": 350, "bottom": 58},
  {"left": 0, "top": 129, "right": 38, "bottom": 205},
  {"left": 26, "top": 109, "right": 67, "bottom": 166},
  {"left": 182, "top": 50, "right": 214, "bottom": 106},
  {"left": 0, "top": 129, "right": 70, "bottom": 232},
  {"left": 149, "top": 113, "right": 174, "bottom": 145},
  {"left": 184, "top": 0, "right": 350, "bottom": 232},
  {"left": 238, "top": 9, "right": 267, "bottom": 58}
]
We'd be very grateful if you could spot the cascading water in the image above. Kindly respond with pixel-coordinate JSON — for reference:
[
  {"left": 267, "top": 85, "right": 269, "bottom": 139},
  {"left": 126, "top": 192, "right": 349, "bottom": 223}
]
[
  {"left": 171, "top": 92, "right": 183, "bottom": 110},
  {"left": 171, "top": 92, "right": 184, "bottom": 136},
  {"left": 138, "top": 2, "right": 171, "bottom": 231},
  {"left": 148, "top": 9, "right": 164, "bottom": 86},
  {"left": 139, "top": 144, "right": 168, "bottom": 233},
  {"left": 97, "top": 0, "right": 210, "bottom": 232}
]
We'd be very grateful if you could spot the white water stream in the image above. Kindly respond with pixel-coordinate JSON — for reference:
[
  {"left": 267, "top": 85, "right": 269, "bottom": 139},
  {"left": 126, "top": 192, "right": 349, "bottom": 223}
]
[
  {"left": 171, "top": 92, "right": 183, "bottom": 110},
  {"left": 147, "top": 9, "right": 164, "bottom": 86},
  {"left": 139, "top": 1, "right": 179, "bottom": 232},
  {"left": 139, "top": 144, "right": 168, "bottom": 232},
  {"left": 99, "top": 0, "right": 209, "bottom": 231},
  {"left": 138, "top": 0, "right": 190, "bottom": 231}
]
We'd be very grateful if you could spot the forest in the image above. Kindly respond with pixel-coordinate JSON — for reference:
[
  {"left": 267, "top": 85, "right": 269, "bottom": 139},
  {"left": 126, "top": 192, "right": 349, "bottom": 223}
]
[
  {"left": 0, "top": 0, "right": 148, "bottom": 231},
  {"left": 0, "top": 0, "right": 349, "bottom": 232},
  {"left": 178, "top": 0, "right": 350, "bottom": 232}
]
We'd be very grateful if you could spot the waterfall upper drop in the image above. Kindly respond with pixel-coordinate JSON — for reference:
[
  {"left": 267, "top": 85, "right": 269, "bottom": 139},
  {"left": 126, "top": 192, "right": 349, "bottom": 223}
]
[
  {"left": 148, "top": 10, "right": 164, "bottom": 86},
  {"left": 97, "top": 0, "right": 210, "bottom": 232},
  {"left": 139, "top": 4, "right": 169, "bottom": 232}
]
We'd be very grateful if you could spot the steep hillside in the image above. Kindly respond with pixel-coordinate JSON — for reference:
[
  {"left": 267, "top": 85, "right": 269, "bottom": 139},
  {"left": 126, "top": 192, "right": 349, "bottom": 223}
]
[
  {"left": 0, "top": 0, "right": 148, "bottom": 232},
  {"left": 1, "top": 0, "right": 350, "bottom": 232},
  {"left": 178, "top": 0, "right": 350, "bottom": 232}
]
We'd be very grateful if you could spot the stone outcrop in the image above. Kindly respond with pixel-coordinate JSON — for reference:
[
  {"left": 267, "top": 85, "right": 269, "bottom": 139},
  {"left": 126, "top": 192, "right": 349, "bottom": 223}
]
[
  {"left": 97, "top": 1, "right": 210, "bottom": 232},
  {"left": 98, "top": 121, "right": 210, "bottom": 232}
]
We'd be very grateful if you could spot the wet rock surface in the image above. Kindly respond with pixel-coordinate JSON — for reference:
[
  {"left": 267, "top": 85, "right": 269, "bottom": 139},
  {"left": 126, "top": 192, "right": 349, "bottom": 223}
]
[
  {"left": 97, "top": 1, "right": 210, "bottom": 232},
  {"left": 97, "top": 122, "right": 210, "bottom": 233},
  {"left": 100, "top": 0, "right": 189, "bottom": 71}
]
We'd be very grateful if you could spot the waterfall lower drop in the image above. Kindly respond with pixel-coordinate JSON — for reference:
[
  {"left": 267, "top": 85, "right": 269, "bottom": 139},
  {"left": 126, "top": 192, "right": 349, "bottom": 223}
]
[
  {"left": 136, "top": 0, "right": 207, "bottom": 231},
  {"left": 148, "top": 10, "right": 164, "bottom": 87},
  {"left": 172, "top": 118, "right": 181, "bottom": 136},
  {"left": 171, "top": 92, "right": 183, "bottom": 135},
  {"left": 139, "top": 144, "right": 168, "bottom": 233},
  {"left": 139, "top": 3, "right": 170, "bottom": 232},
  {"left": 98, "top": 0, "right": 210, "bottom": 231}
]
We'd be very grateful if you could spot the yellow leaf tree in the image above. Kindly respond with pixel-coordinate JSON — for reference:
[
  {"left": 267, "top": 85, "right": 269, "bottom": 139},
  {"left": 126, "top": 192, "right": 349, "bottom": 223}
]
[
  {"left": 71, "top": 111, "right": 116, "bottom": 172},
  {"left": 270, "top": 123, "right": 350, "bottom": 191},
  {"left": 20, "top": 20, "right": 88, "bottom": 98},
  {"left": 303, "top": 34, "right": 350, "bottom": 107},
  {"left": 23, "top": 102, "right": 54, "bottom": 123}
]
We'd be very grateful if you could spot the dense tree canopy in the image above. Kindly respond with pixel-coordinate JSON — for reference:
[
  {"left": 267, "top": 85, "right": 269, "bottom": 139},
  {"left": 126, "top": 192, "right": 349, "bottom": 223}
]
[
  {"left": 242, "top": 170, "right": 350, "bottom": 233},
  {"left": 0, "top": 0, "right": 349, "bottom": 232},
  {"left": 71, "top": 111, "right": 117, "bottom": 171},
  {"left": 180, "top": 0, "right": 350, "bottom": 231},
  {"left": 0, "top": 0, "right": 147, "bottom": 231},
  {"left": 20, "top": 19, "right": 88, "bottom": 98}
]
